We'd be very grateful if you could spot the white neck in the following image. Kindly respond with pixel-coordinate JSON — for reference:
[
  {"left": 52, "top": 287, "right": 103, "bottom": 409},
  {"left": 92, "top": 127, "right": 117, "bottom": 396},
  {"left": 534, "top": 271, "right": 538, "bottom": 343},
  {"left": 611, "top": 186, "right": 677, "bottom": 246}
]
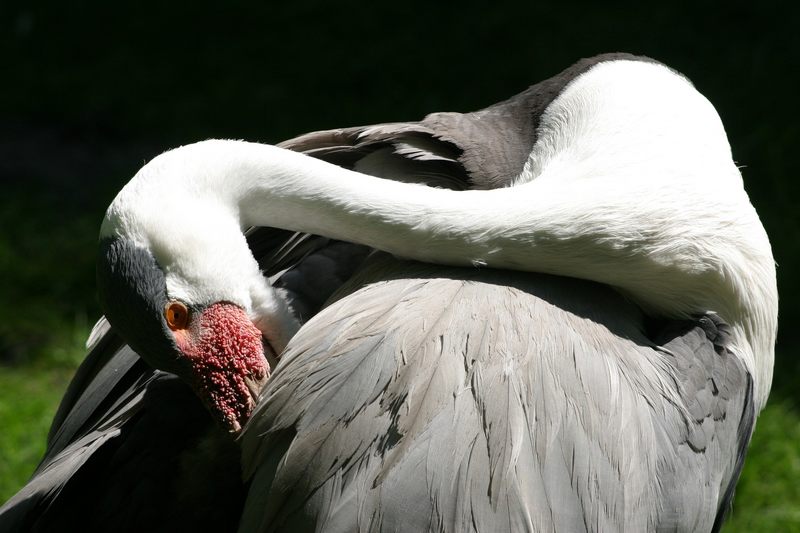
[{"left": 102, "top": 61, "right": 777, "bottom": 409}]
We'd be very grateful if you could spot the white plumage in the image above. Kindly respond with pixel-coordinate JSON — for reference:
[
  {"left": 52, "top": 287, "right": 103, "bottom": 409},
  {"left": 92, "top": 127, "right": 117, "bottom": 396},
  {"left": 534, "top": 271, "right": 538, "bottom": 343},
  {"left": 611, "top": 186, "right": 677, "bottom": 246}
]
[{"left": 102, "top": 59, "right": 777, "bottom": 408}]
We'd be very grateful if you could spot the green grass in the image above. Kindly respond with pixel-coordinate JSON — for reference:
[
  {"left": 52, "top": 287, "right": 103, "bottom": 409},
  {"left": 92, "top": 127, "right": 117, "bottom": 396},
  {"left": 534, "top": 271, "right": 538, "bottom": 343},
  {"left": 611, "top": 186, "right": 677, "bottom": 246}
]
[
  {"left": 0, "top": 364, "right": 77, "bottom": 499},
  {"left": 0, "top": 319, "right": 89, "bottom": 502},
  {"left": 724, "top": 400, "right": 800, "bottom": 531}
]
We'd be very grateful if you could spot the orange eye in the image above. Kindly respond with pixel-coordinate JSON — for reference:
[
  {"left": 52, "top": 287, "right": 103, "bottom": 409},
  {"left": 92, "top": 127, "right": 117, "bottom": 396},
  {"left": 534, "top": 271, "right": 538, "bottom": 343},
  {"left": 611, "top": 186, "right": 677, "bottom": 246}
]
[{"left": 165, "top": 301, "right": 190, "bottom": 331}]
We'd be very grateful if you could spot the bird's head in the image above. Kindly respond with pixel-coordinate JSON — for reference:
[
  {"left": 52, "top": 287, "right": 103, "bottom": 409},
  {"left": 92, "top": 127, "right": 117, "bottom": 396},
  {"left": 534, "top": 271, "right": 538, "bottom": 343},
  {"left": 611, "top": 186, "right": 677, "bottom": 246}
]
[{"left": 96, "top": 154, "right": 298, "bottom": 432}]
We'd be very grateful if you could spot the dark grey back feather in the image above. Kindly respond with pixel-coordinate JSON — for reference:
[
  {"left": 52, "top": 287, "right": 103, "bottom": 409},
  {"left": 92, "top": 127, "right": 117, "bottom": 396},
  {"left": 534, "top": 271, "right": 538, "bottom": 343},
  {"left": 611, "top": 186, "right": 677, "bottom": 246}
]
[{"left": 282, "top": 52, "right": 661, "bottom": 190}]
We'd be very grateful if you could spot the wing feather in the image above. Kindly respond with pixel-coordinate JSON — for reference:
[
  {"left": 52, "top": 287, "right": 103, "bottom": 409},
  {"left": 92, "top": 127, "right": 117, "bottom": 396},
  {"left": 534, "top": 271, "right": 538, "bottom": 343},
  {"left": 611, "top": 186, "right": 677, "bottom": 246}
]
[{"left": 239, "top": 256, "right": 754, "bottom": 532}]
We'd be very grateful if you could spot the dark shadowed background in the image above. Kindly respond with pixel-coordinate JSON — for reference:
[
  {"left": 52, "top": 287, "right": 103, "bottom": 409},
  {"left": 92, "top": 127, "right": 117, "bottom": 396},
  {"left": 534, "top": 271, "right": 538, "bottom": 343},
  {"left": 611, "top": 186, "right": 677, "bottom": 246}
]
[{"left": 0, "top": 1, "right": 798, "bottom": 529}]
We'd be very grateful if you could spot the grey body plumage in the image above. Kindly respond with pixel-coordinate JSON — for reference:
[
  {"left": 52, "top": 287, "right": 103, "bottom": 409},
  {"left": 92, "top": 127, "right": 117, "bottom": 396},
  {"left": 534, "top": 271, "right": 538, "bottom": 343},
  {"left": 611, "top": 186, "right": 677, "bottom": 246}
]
[{"left": 240, "top": 257, "right": 752, "bottom": 532}]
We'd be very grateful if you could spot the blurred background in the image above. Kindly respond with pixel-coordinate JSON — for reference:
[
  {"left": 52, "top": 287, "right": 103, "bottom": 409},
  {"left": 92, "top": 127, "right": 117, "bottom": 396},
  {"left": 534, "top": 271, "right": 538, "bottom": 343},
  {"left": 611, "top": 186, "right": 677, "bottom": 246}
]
[{"left": 0, "top": 1, "right": 797, "bottom": 529}]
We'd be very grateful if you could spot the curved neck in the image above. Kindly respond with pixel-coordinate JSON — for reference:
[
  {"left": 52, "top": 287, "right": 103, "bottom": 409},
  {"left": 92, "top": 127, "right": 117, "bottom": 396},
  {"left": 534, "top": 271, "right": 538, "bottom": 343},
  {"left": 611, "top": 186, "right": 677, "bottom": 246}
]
[{"left": 113, "top": 138, "right": 777, "bottom": 410}]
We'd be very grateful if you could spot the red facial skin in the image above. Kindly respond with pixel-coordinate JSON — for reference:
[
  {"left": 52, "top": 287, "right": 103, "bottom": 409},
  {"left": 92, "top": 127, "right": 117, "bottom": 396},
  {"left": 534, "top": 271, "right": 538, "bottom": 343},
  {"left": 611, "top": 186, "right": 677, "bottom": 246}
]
[{"left": 173, "top": 302, "right": 269, "bottom": 432}]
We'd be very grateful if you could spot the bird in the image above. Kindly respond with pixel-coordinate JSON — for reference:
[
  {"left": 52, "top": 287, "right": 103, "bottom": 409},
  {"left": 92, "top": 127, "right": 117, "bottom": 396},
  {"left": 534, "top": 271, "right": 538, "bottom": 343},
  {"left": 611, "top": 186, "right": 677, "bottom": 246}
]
[{"left": 0, "top": 53, "right": 777, "bottom": 532}]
